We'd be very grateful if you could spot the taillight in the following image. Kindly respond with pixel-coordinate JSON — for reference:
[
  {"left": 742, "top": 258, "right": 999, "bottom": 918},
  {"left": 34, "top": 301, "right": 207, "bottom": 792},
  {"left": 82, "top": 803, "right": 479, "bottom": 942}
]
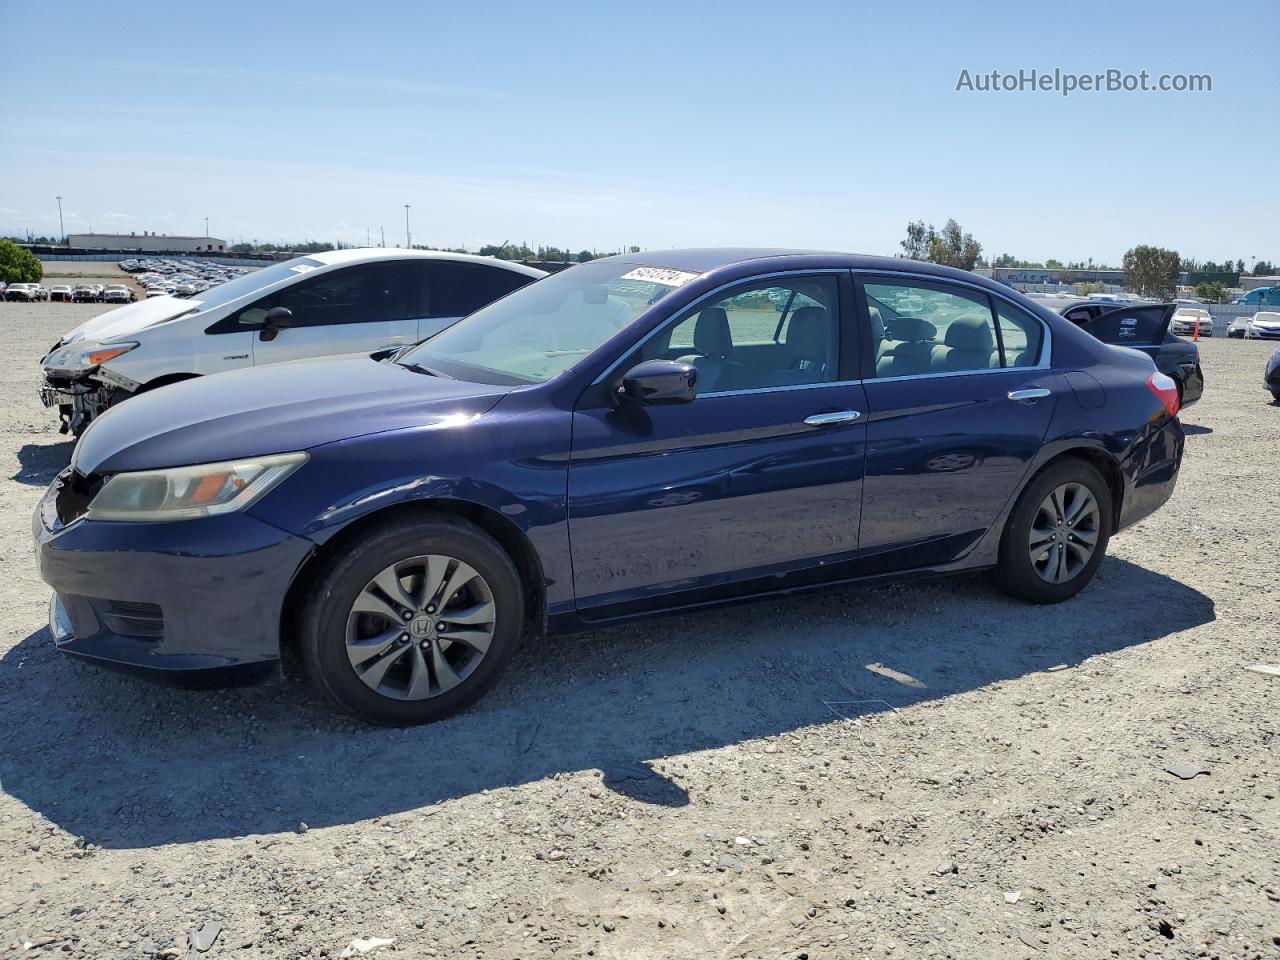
[{"left": 1146, "top": 371, "right": 1180, "bottom": 417}]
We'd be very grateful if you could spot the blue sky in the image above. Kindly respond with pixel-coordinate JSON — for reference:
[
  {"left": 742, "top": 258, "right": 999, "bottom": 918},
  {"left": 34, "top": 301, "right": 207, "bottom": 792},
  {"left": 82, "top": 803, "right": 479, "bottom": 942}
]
[{"left": 2, "top": 0, "right": 1276, "bottom": 265}]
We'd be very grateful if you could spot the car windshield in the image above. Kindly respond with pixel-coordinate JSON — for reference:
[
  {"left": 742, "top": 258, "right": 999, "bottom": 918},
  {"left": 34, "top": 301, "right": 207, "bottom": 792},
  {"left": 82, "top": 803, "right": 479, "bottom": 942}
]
[
  {"left": 398, "top": 260, "right": 699, "bottom": 385},
  {"left": 187, "top": 257, "right": 323, "bottom": 312}
]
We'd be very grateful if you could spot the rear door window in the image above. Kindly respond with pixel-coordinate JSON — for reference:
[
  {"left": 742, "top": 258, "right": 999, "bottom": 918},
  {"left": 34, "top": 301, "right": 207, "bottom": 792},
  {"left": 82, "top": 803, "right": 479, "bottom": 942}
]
[{"left": 864, "top": 279, "right": 1000, "bottom": 376}]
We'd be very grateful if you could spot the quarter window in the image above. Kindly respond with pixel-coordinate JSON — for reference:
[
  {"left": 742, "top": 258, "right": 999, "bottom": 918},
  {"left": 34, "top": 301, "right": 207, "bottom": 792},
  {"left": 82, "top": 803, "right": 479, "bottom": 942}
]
[
  {"left": 655, "top": 276, "right": 840, "bottom": 393},
  {"left": 995, "top": 301, "right": 1044, "bottom": 366}
]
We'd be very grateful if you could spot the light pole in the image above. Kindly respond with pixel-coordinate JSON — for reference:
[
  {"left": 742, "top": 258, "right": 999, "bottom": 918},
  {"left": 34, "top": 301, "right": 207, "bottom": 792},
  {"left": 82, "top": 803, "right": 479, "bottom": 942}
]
[
  {"left": 204, "top": 217, "right": 209, "bottom": 237},
  {"left": 404, "top": 204, "right": 411, "bottom": 249},
  {"left": 56, "top": 195, "right": 64, "bottom": 244}
]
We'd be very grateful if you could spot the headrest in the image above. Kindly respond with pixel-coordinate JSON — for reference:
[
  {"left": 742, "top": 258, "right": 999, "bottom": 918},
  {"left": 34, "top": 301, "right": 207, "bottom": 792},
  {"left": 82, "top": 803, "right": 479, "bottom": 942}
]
[
  {"left": 886, "top": 316, "right": 937, "bottom": 341},
  {"left": 945, "top": 313, "right": 994, "bottom": 351},
  {"left": 868, "top": 306, "right": 885, "bottom": 340},
  {"left": 785, "top": 306, "right": 828, "bottom": 361},
  {"left": 693, "top": 306, "right": 733, "bottom": 357}
]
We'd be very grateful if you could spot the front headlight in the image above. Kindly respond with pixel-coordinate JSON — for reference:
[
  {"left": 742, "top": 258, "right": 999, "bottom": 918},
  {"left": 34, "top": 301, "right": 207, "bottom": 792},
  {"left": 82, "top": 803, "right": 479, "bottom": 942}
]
[
  {"left": 46, "top": 341, "right": 138, "bottom": 371},
  {"left": 85, "top": 452, "right": 307, "bottom": 522}
]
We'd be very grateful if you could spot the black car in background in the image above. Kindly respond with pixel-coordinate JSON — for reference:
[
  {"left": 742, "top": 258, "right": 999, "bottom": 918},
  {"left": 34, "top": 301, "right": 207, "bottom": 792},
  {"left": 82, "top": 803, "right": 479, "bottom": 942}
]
[{"left": 1059, "top": 301, "right": 1204, "bottom": 407}]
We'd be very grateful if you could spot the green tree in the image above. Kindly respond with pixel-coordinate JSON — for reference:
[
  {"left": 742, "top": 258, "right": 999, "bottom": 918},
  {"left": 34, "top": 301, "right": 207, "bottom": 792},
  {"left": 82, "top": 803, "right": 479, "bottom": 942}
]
[
  {"left": 1252, "top": 260, "right": 1276, "bottom": 276},
  {"left": 1194, "top": 281, "right": 1230, "bottom": 303},
  {"left": 1045, "top": 258, "right": 1064, "bottom": 269},
  {"left": 1122, "top": 245, "right": 1181, "bottom": 299},
  {"left": 993, "top": 253, "right": 1019, "bottom": 267},
  {"left": 0, "top": 239, "right": 42, "bottom": 283},
  {"left": 900, "top": 218, "right": 983, "bottom": 270},
  {"left": 901, "top": 220, "right": 931, "bottom": 260},
  {"left": 576, "top": 249, "right": 595, "bottom": 263},
  {"left": 929, "top": 219, "right": 983, "bottom": 270}
]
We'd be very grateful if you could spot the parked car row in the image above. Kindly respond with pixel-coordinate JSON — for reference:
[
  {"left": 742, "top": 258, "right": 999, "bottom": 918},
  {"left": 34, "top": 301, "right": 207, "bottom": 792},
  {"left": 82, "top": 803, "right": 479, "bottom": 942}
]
[
  {"left": 4, "top": 281, "right": 138, "bottom": 303},
  {"left": 5, "top": 282, "right": 51, "bottom": 301},
  {"left": 34, "top": 247, "right": 1189, "bottom": 725},
  {"left": 1227, "top": 311, "right": 1280, "bottom": 340},
  {"left": 121, "top": 257, "right": 255, "bottom": 299}
]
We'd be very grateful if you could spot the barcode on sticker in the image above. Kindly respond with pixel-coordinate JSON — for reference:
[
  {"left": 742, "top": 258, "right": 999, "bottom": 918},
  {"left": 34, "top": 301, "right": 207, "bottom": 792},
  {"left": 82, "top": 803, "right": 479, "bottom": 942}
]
[{"left": 620, "top": 267, "right": 701, "bottom": 287}]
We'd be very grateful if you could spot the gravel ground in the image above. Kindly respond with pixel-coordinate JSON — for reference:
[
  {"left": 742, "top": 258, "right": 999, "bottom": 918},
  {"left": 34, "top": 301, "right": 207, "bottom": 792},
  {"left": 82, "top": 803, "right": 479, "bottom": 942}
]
[{"left": 0, "top": 304, "right": 1276, "bottom": 960}]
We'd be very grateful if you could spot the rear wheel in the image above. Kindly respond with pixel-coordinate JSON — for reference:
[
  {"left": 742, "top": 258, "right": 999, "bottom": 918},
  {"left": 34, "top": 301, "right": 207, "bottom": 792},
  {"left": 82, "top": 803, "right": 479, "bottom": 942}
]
[
  {"left": 300, "top": 515, "right": 523, "bottom": 725},
  {"left": 993, "top": 459, "right": 1113, "bottom": 604},
  {"left": 1270, "top": 389, "right": 1280, "bottom": 403}
]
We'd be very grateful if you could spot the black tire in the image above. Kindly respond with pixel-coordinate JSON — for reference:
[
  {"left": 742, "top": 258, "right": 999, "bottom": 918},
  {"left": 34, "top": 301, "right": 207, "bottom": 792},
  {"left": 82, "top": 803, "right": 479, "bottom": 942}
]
[
  {"left": 299, "top": 514, "right": 523, "bottom": 725},
  {"left": 1270, "top": 389, "right": 1280, "bottom": 403},
  {"left": 993, "top": 458, "right": 1113, "bottom": 604}
]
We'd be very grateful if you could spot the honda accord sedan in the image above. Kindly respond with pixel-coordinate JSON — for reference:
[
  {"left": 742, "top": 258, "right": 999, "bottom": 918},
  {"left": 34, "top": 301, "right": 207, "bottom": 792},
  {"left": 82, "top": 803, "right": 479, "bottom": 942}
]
[{"left": 35, "top": 249, "right": 1185, "bottom": 725}]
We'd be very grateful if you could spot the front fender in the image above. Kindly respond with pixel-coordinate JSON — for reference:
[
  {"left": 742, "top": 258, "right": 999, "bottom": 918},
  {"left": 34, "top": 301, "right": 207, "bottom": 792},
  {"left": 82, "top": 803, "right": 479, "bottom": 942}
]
[{"left": 246, "top": 409, "right": 576, "bottom": 615}]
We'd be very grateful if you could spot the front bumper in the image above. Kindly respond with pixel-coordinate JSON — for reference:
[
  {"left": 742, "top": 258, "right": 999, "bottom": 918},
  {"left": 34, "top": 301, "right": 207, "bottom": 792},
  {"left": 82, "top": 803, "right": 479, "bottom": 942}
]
[
  {"left": 38, "top": 366, "right": 134, "bottom": 434},
  {"left": 34, "top": 481, "right": 315, "bottom": 686}
]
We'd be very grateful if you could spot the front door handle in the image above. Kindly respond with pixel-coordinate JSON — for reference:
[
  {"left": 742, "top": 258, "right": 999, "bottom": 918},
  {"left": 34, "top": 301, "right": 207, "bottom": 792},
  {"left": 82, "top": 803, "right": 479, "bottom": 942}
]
[
  {"left": 804, "top": 409, "right": 862, "bottom": 426},
  {"left": 1008, "top": 388, "right": 1051, "bottom": 403}
]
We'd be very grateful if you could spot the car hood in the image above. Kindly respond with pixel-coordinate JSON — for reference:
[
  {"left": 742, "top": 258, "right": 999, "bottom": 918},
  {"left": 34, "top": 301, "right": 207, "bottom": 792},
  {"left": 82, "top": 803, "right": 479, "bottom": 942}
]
[
  {"left": 57, "top": 296, "right": 201, "bottom": 345},
  {"left": 1253, "top": 317, "right": 1280, "bottom": 328},
  {"left": 73, "top": 356, "right": 514, "bottom": 475}
]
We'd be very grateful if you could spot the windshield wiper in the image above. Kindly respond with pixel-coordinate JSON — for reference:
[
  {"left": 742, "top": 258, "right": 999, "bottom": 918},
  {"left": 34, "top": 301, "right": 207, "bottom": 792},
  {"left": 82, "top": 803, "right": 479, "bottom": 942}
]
[{"left": 397, "top": 360, "right": 455, "bottom": 379}]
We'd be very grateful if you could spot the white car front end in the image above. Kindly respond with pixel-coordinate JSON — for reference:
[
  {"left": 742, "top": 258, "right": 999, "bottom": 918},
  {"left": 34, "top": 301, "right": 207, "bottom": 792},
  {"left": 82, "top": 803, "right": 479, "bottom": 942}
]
[
  {"left": 1247, "top": 312, "right": 1280, "bottom": 340},
  {"left": 1170, "top": 310, "right": 1212, "bottom": 336}
]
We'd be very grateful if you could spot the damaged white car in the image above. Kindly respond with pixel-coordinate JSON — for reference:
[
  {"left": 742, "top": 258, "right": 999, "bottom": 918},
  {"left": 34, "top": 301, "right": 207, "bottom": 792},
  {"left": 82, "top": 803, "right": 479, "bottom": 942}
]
[{"left": 39, "top": 250, "right": 545, "bottom": 434}]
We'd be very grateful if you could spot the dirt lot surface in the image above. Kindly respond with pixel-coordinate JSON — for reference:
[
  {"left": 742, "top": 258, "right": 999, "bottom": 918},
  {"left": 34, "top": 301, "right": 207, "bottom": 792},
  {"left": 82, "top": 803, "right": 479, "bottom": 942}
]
[{"left": 0, "top": 305, "right": 1276, "bottom": 960}]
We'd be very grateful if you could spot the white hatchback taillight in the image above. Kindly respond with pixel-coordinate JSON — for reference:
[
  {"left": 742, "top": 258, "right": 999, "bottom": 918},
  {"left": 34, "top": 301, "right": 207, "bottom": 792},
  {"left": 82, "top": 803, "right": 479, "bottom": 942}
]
[{"left": 1146, "top": 371, "right": 1181, "bottom": 417}]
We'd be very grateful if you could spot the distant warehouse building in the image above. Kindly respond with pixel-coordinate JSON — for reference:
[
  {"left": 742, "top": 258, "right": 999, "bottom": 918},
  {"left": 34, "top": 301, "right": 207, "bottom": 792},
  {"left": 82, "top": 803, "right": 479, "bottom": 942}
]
[{"left": 67, "top": 232, "right": 228, "bottom": 254}]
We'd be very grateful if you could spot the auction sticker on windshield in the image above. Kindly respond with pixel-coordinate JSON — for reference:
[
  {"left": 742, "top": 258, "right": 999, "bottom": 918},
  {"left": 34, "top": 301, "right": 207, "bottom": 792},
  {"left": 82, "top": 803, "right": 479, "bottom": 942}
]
[{"left": 620, "top": 267, "right": 701, "bottom": 287}]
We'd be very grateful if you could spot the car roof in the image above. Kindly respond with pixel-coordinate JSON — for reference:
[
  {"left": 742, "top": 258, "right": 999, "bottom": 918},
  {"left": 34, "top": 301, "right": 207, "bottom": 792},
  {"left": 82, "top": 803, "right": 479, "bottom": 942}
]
[
  {"left": 308, "top": 247, "right": 547, "bottom": 278},
  {"left": 594, "top": 247, "right": 1014, "bottom": 288}
]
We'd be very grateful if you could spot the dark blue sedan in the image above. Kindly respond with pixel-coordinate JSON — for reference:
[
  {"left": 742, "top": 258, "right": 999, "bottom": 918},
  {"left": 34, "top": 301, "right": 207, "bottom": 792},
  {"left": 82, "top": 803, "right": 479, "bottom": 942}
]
[{"left": 34, "top": 249, "right": 1185, "bottom": 724}]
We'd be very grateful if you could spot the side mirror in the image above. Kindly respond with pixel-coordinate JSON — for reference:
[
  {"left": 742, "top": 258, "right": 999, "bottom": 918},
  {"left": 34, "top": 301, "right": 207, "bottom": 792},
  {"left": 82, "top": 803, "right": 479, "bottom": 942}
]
[
  {"left": 618, "top": 359, "right": 698, "bottom": 405},
  {"left": 264, "top": 306, "right": 295, "bottom": 327}
]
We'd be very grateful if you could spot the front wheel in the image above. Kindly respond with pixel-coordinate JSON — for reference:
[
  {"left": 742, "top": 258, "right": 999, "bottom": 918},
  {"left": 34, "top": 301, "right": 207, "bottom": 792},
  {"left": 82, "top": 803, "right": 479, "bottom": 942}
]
[
  {"left": 1270, "top": 389, "right": 1280, "bottom": 403},
  {"left": 993, "top": 459, "right": 1113, "bottom": 604},
  {"left": 299, "top": 515, "right": 524, "bottom": 725}
]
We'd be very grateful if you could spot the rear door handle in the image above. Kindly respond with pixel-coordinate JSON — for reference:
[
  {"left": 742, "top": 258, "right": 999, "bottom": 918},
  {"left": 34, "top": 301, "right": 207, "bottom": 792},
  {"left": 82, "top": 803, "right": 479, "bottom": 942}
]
[
  {"left": 803, "top": 410, "right": 862, "bottom": 426},
  {"left": 1008, "top": 388, "right": 1051, "bottom": 403}
]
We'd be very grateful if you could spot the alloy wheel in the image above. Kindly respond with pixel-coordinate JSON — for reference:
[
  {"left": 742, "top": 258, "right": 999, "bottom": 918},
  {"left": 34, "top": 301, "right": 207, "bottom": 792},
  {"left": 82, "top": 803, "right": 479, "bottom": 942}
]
[
  {"left": 345, "top": 555, "right": 496, "bottom": 700},
  {"left": 1028, "top": 482, "right": 1100, "bottom": 584}
]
